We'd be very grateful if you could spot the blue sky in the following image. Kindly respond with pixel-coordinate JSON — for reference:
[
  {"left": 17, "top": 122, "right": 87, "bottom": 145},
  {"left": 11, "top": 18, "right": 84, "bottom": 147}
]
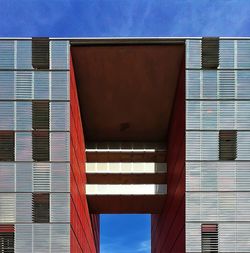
[
  {"left": 101, "top": 214, "right": 150, "bottom": 253},
  {"left": 1, "top": 1, "right": 250, "bottom": 253},
  {"left": 0, "top": 0, "right": 250, "bottom": 37}
]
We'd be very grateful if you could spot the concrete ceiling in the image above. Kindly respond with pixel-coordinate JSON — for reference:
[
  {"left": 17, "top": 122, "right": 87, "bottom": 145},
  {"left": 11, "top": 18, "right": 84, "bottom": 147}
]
[{"left": 71, "top": 43, "right": 184, "bottom": 142}]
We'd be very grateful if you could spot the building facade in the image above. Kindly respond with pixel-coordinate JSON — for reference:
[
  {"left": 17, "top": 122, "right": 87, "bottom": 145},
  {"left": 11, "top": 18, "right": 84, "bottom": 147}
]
[{"left": 0, "top": 37, "right": 249, "bottom": 252}]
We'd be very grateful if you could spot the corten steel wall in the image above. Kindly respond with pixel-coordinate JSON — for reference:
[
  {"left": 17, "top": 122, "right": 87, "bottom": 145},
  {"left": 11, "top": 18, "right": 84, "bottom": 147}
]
[
  {"left": 70, "top": 56, "right": 100, "bottom": 253},
  {"left": 151, "top": 59, "right": 185, "bottom": 253}
]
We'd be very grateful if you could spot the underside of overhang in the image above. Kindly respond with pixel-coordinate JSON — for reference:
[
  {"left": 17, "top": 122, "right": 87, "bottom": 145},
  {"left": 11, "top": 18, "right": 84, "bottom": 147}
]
[{"left": 71, "top": 41, "right": 185, "bottom": 142}]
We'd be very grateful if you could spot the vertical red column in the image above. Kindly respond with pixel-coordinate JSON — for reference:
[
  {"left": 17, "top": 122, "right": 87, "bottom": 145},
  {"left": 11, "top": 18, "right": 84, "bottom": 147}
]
[
  {"left": 70, "top": 55, "right": 100, "bottom": 253},
  {"left": 151, "top": 58, "right": 185, "bottom": 253}
]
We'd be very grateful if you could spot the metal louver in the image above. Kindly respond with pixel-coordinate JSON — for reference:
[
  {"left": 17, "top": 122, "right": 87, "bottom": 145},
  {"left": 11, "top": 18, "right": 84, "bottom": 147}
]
[
  {"left": 219, "top": 130, "right": 237, "bottom": 160},
  {"left": 0, "top": 225, "right": 14, "bottom": 253},
  {"left": 201, "top": 224, "right": 218, "bottom": 253},
  {"left": 202, "top": 37, "right": 219, "bottom": 69},
  {"left": 32, "top": 193, "right": 50, "bottom": 223},
  {"left": 32, "top": 37, "right": 49, "bottom": 69},
  {"left": 0, "top": 131, "right": 14, "bottom": 161},
  {"left": 32, "top": 131, "right": 49, "bottom": 161},
  {"left": 32, "top": 101, "right": 49, "bottom": 130}
]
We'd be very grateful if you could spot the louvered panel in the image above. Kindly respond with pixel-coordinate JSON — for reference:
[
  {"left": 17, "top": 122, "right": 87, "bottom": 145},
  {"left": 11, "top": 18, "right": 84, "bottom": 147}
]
[
  {"left": 236, "top": 192, "right": 250, "bottom": 221},
  {"left": 237, "top": 132, "right": 250, "bottom": 160},
  {"left": 219, "top": 223, "right": 237, "bottom": 252},
  {"left": 34, "top": 71, "right": 50, "bottom": 99},
  {"left": 51, "top": 163, "right": 70, "bottom": 192},
  {"left": 32, "top": 193, "right": 49, "bottom": 223},
  {"left": 16, "top": 41, "right": 32, "bottom": 69},
  {"left": 187, "top": 162, "right": 250, "bottom": 192},
  {"left": 186, "top": 101, "right": 201, "bottom": 129},
  {"left": 16, "top": 102, "right": 32, "bottom": 130},
  {"left": 186, "top": 192, "right": 201, "bottom": 221},
  {"left": 202, "top": 38, "right": 219, "bottom": 69},
  {"left": 50, "top": 102, "right": 70, "bottom": 131},
  {"left": 32, "top": 38, "right": 49, "bottom": 69},
  {"left": 0, "top": 41, "right": 14, "bottom": 69},
  {"left": 15, "top": 224, "right": 32, "bottom": 253},
  {"left": 16, "top": 193, "right": 32, "bottom": 222},
  {"left": 237, "top": 71, "right": 250, "bottom": 98},
  {"left": 236, "top": 162, "right": 250, "bottom": 191},
  {"left": 0, "top": 131, "right": 15, "bottom": 162},
  {"left": 16, "top": 71, "right": 33, "bottom": 99},
  {"left": 51, "top": 71, "right": 69, "bottom": 100},
  {"left": 219, "top": 70, "right": 235, "bottom": 98},
  {"left": 50, "top": 132, "right": 69, "bottom": 161},
  {"left": 201, "top": 224, "right": 218, "bottom": 253},
  {"left": 186, "top": 131, "right": 218, "bottom": 160},
  {"left": 218, "top": 192, "right": 236, "bottom": 221},
  {"left": 51, "top": 224, "right": 70, "bottom": 253},
  {"left": 200, "top": 193, "right": 218, "bottom": 221},
  {"left": 186, "top": 223, "right": 201, "bottom": 252},
  {"left": 236, "top": 223, "right": 250, "bottom": 252},
  {"left": 186, "top": 40, "right": 201, "bottom": 69},
  {"left": 219, "top": 130, "right": 237, "bottom": 161},
  {"left": 0, "top": 72, "right": 14, "bottom": 99},
  {"left": 32, "top": 131, "right": 50, "bottom": 162},
  {"left": 33, "top": 224, "right": 50, "bottom": 253},
  {"left": 203, "top": 70, "right": 218, "bottom": 98},
  {"left": 0, "top": 163, "right": 15, "bottom": 192},
  {"left": 0, "top": 102, "right": 14, "bottom": 130},
  {"left": 186, "top": 162, "right": 201, "bottom": 191},
  {"left": 16, "top": 163, "right": 32, "bottom": 192},
  {"left": 219, "top": 40, "right": 235, "bottom": 68},
  {"left": 200, "top": 163, "right": 217, "bottom": 191},
  {"left": 187, "top": 101, "right": 250, "bottom": 130},
  {"left": 33, "top": 163, "right": 51, "bottom": 192},
  {"left": 0, "top": 229, "right": 14, "bottom": 253},
  {"left": 0, "top": 193, "right": 15, "bottom": 223},
  {"left": 219, "top": 102, "right": 235, "bottom": 129},
  {"left": 15, "top": 132, "right": 32, "bottom": 161},
  {"left": 32, "top": 101, "right": 50, "bottom": 130},
  {"left": 237, "top": 40, "right": 250, "bottom": 68},
  {"left": 50, "top": 41, "right": 69, "bottom": 69},
  {"left": 238, "top": 101, "right": 250, "bottom": 130},
  {"left": 50, "top": 193, "right": 70, "bottom": 222},
  {"left": 186, "top": 70, "right": 200, "bottom": 99},
  {"left": 217, "top": 162, "right": 236, "bottom": 191}
]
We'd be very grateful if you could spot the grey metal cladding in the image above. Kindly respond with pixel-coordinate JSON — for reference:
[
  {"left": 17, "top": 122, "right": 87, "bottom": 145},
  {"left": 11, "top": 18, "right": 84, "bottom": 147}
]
[
  {"left": 32, "top": 37, "right": 49, "bottom": 69},
  {"left": 202, "top": 37, "right": 219, "bottom": 69}
]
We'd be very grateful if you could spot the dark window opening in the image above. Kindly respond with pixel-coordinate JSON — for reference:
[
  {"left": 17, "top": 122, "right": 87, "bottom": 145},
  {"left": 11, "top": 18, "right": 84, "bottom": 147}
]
[
  {"left": 32, "top": 131, "right": 50, "bottom": 161},
  {"left": 0, "top": 131, "right": 15, "bottom": 161},
  {"left": 219, "top": 130, "right": 237, "bottom": 160},
  {"left": 32, "top": 101, "right": 50, "bottom": 130},
  {"left": 0, "top": 225, "right": 14, "bottom": 253},
  {"left": 202, "top": 37, "right": 219, "bottom": 69},
  {"left": 32, "top": 37, "right": 49, "bottom": 69},
  {"left": 32, "top": 193, "right": 50, "bottom": 223},
  {"left": 201, "top": 224, "right": 218, "bottom": 253}
]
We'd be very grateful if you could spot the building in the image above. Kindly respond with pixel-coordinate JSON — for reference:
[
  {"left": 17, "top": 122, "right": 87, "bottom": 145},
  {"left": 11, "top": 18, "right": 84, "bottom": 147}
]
[{"left": 0, "top": 37, "right": 249, "bottom": 253}]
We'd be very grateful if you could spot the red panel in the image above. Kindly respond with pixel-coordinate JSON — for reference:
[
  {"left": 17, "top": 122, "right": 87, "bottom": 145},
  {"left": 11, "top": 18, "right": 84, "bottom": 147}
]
[
  {"left": 151, "top": 57, "right": 185, "bottom": 253},
  {"left": 0, "top": 225, "right": 14, "bottom": 232},
  {"left": 70, "top": 55, "right": 100, "bottom": 253}
]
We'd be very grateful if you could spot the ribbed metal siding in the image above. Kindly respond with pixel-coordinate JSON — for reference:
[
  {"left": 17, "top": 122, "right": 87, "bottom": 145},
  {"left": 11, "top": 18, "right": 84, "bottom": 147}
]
[
  {"left": 186, "top": 39, "right": 250, "bottom": 253},
  {"left": 0, "top": 39, "right": 70, "bottom": 252}
]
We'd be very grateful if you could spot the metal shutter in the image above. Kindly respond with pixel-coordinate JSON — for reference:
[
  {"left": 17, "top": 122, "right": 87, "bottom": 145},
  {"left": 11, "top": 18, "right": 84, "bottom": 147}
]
[
  {"left": 0, "top": 131, "right": 14, "bottom": 161},
  {"left": 32, "top": 193, "right": 50, "bottom": 223},
  {"left": 219, "top": 130, "right": 237, "bottom": 160},
  {"left": 201, "top": 224, "right": 218, "bottom": 253},
  {"left": 32, "top": 131, "right": 49, "bottom": 161},
  {"left": 202, "top": 37, "right": 219, "bottom": 69},
  {"left": 32, "top": 37, "right": 49, "bottom": 69},
  {"left": 32, "top": 101, "right": 49, "bottom": 130},
  {"left": 0, "top": 225, "right": 14, "bottom": 253}
]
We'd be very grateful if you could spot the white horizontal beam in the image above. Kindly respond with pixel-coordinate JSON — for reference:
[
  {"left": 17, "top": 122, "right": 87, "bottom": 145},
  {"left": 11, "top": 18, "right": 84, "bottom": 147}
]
[
  {"left": 86, "top": 162, "right": 167, "bottom": 173},
  {"left": 86, "top": 184, "right": 167, "bottom": 195}
]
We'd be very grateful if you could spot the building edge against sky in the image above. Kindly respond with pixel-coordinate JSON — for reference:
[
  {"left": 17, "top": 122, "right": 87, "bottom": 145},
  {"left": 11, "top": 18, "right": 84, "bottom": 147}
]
[{"left": 0, "top": 37, "right": 249, "bottom": 252}]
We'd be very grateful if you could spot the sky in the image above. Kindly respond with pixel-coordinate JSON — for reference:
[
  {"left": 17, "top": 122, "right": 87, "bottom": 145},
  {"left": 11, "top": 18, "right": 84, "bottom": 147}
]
[{"left": 0, "top": 1, "right": 250, "bottom": 253}]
